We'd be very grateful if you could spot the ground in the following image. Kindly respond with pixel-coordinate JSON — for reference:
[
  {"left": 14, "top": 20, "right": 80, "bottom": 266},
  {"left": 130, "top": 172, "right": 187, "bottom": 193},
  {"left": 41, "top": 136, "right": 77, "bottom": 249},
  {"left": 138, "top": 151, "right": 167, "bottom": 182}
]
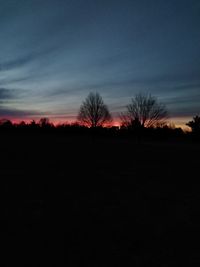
[{"left": 1, "top": 132, "right": 200, "bottom": 266}]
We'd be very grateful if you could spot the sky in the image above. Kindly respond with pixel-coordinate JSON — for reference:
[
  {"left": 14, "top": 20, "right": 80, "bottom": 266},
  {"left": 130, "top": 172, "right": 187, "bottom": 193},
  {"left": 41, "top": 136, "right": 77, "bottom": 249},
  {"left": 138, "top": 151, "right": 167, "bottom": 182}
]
[{"left": 0, "top": 0, "right": 199, "bottom": 127}]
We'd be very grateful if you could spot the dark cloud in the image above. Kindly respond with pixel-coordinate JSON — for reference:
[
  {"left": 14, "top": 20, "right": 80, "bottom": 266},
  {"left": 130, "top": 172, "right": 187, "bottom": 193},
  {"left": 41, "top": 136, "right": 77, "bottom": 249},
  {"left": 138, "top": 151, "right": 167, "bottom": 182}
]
[
  {"left": 0, "top": 107, "right": 43, "bottom": 118},
  {"left": 0, "top": 44, "right": 57, "bottom": 72},
  {"left": 166, "top": 94, "right": 200, "bottom": 106},
  {"left": 0, "top": 77, "right": 32, "bottom": 86},
  {"left": 0, "top": 88, "right": 16, "bottom": 99},
  {"left": 0, "top": 56, "right": 33, "bottom": 72},
  {"left": 169, "top": 106, "right": 200, "bottom": 118},
  {"left": 163, "top": 92, "right": 200, "bottom": 118},
  {"left": 0, "top": 88, "right": 25, "bottom": 104}
]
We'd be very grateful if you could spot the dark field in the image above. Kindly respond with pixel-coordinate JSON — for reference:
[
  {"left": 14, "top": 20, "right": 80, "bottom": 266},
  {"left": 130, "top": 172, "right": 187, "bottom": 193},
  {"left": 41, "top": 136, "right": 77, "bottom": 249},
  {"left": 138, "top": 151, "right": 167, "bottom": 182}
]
[{"left": 1, "top": 133, "right": 200, "bottom": 266}]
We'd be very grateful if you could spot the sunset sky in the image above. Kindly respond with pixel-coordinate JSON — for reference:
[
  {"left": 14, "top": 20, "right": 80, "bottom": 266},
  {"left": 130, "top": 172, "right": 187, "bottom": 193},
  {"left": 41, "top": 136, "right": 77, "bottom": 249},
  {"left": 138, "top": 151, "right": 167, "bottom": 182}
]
[{"left": 0, "top": 0, "right": 199, "bottom": 127}]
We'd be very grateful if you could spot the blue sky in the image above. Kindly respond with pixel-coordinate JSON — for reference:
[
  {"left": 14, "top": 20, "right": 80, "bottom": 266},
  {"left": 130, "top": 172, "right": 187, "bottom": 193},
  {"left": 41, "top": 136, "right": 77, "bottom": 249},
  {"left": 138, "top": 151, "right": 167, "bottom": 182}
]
[{"left": 0, "top": 0, "right": 199, "bottom": 125}]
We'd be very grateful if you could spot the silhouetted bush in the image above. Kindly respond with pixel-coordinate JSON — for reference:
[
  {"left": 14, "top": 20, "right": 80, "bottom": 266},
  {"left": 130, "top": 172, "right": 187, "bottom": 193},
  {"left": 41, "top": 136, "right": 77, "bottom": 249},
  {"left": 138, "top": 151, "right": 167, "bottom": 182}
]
[{"left": 186, "top": 115, "right": 200, "bottom": 135}]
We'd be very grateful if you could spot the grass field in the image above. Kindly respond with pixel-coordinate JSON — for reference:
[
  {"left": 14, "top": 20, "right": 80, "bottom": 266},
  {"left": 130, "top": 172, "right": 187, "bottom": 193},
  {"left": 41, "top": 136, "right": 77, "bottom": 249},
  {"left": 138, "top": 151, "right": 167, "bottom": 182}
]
[{"left": 1, "top": 133, "right": 200, "bottom": 266}]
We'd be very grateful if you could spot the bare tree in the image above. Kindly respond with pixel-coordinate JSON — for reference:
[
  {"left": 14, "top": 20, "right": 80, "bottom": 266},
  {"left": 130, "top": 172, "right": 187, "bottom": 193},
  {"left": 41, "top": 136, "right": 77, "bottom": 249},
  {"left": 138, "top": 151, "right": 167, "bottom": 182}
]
[
  {"left": 120, "top": 93, "right": 168, "bottom": 128},
  {"left": 78, "top": 92, "right": 112, "bottom": 127}
]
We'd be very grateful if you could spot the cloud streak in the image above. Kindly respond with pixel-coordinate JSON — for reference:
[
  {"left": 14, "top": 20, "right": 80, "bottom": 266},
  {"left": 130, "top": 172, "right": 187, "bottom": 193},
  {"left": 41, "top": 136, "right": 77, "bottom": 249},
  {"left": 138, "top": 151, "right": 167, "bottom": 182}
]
[
  {"left": 0, "top": 0, "right": 199, "bottom": 122},
  {"left": 0, "top": 88, "right": 18, "bottom": 100},
  {"left": 0, "top": 107, "right": 44, "bottom": 118}
]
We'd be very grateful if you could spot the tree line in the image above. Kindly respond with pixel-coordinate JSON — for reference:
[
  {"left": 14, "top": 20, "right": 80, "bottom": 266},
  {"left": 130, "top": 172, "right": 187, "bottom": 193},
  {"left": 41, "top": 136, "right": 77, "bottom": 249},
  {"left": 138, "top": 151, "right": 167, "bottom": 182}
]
[{"left": 0, "top": 92, "right": 199, "bottom": 135}]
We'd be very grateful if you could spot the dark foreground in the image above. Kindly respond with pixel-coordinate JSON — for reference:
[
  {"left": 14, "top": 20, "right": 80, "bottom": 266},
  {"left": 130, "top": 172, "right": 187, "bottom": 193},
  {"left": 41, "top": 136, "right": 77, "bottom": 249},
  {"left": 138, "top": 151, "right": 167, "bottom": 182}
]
[{"left": 1, "top": 133, "right": 200, "bottom": 266}]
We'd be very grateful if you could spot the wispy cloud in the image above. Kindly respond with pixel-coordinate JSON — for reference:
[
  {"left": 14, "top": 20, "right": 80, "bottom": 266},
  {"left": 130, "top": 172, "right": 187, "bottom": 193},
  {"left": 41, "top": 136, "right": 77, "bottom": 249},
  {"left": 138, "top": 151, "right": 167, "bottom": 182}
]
[
  {"left": 0, "top": 88, "right": 17, "bottom": 100},
  {"left": 0, "top": 107, "right": 44, "bottom": 118},
  {"left": 0, "top": 0, "right": 199, "bottom": 121}
]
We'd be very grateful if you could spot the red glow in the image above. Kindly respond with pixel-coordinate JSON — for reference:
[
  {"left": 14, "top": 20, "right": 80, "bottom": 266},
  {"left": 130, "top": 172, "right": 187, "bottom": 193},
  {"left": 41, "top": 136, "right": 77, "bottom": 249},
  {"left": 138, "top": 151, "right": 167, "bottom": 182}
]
[{"left": 0, "top": 115, "right": 191, "bottom": 130}]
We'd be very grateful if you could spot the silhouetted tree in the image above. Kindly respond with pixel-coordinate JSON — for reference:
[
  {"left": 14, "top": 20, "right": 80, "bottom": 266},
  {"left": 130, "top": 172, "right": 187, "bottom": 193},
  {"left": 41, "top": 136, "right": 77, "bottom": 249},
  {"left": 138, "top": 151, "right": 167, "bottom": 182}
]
[
  {"left": 28, "top": 120, "right": 40, "bottom": 129},
  {"left": 77, "top": 92, "right": 112, "bottom": 127},
  {"left": 39, "top": 117, "right": 52, "bottom": 128},
  {"left": 186, "top": 115, "right": 200, "bottom": 134},
  {"left": 0, "top": 119, "right": 13, "bottom": 128},
  {"left": 120, "top": 93, "right": 168, "bottom": 129},
  {"left": 19, "top": 121, "right": 26, "bottom": 126},
  {"left": 30, "top": 120, "right": 36, "bottom": 126},
  {"left": 17, "top": 121, "right": 27, "bottom": 129},
  {"left": 30, "top": 120, "right": 37, "bottom": 126}
]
